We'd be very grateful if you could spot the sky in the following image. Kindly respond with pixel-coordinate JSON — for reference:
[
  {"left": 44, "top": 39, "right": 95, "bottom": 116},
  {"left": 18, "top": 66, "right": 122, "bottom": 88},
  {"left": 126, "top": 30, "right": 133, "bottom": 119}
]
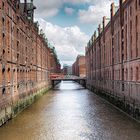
[{"left": 34, "top": 0, "right": 118, "bottom": 66}]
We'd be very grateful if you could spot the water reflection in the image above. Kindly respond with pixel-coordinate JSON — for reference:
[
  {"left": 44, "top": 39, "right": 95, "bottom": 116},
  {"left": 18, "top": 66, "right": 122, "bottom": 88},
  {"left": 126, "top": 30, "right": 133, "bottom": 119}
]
[
  {"left": 0, "top": 81, "right": 140, "bottom": 140},
  {"left": 54, "top": 81, "right": 85, "bottom": 90}
]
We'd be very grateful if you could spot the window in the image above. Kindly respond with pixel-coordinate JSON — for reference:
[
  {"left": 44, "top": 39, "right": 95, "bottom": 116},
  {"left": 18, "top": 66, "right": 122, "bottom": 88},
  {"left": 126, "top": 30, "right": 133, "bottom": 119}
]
[
  {"left": 2, "top": 17, "right": 4, "bottom": 23},
  {"left": 112, "top": 37, "right": 114, "bottom": 46},
  {"left": 7, "top": 68, "right": 10, "bottom": 83},
  {"left": 126, "top": 69, "right": 128, "bottom": 81},
  {"left": 130, "top": 20, "right": 132, "bottom": 35},
  {"left": 118, "top": 70, "right": 120, "bottom": 80},
  {"left": 130, "top": 22, "right": 132, "bottom": 57},
  {"left": 122, "top": 54, "right": 124, "bottom": 62},
  {"left": 17, "top": 53, "right": 19, "bottom": 60},
  {"left": 2, "top": 87, "right": 5, "bottom": 94},
  {"left": 3, "top": 49, "right": 5, "bottom": 55},
  {"left": 17, "top": 29, "right": 19, "bottom": 34},
  {"left": 122, "top": 83, "right": 125, "bottom": 91},
  {"left": 136, "top": 16, "right": 138, "bottom": 29},
  {"left": 130, "top": 35, "right": 132, "bottom": 58},
  {"left": 125, "top": 12, "right": 127, "bottom": 20},
  {"left": 122, "top": 68, "right": 124, "bottom": 81},
  {"left": 122, "top": 29, "right": 124, "bottom": 39},
  {"left": 8, "top": 68, "right": 10, "bottom": 72},
  {"left": 17, "top": 3, "right": 20, "bottom": 9},
  {"left": 136, "top": 16, "right": 138, "bottom": 57},
  {"left": 2, "top": 33, "right": 5, "bottom": 38},
  {"left": 136, "top": 67, "right": 139, "bottom": 81},
  {"left": 122, "top": 41, "right": 124, "bottom": 51},
  {"left": 136, "top": 0, "right": 138, "bottom": 9},
  {"left": 131, "top": 68, "right": 133, "bottom": 81},
  {"left": 125, "top": 25, "right": 127, "bottom": 60},
  {"left": 130, "top": 6, "right": 132, "bottom": 16},
  {"left": 17, "top": 41, "right": 19, "bottom": 51},
  {"left": 2, "top": 2, "right": 4, "bottom": 10},
  {"left": 2, "top": 67, "right": 5, "bottom": 74},
  {"left": 136, "top": 32, "right": 138, "bottom": 57}
]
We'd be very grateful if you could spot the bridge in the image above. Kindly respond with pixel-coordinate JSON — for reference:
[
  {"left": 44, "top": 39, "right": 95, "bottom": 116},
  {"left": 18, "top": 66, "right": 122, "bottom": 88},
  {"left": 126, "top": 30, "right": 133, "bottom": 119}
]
[{"left": 50, "top": 74, "right": 86, "bottom": 88}]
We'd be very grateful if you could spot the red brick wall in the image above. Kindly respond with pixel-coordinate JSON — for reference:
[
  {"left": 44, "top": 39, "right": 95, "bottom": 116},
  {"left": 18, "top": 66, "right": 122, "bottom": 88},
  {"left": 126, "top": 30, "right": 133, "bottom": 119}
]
[
  {"left": 0, "top": 1, "right": 60, "bottom": 109},
  {"left": 86, "top": 0, "right": 140, "bottom": 108},
  {"left": 72, "top": 55, "right": 86, "bottom": 77}
]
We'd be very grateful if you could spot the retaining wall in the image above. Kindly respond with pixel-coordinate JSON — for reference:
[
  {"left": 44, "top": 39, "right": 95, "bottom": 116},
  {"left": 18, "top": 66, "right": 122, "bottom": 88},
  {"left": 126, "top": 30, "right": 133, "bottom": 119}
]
[
  {"left": 87, "top": 83, "right": 140, "bottom": 121},
  {"left": 0, "top": 86, "right": 51, "bottom": 127}
]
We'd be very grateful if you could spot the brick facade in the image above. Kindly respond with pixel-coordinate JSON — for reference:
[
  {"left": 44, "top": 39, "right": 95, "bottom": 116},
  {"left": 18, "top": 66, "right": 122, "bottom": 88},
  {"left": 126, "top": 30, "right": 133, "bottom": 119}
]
[
  {"left": 86, "top": 0, "right": 140, "bottom": 119},
  {"left": 0, "top": 0, "right": 60, "bottom": 117},
  {"left": 72, "top": 55, "right": 86, "bottom": 78},
  {"left": 50, "top": 48, "right": 61, "bottom": 73}
]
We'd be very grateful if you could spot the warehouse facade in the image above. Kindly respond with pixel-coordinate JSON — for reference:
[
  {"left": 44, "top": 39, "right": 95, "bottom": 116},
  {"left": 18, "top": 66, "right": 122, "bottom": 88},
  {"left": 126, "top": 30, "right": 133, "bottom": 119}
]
[
  {"left": 72, "top": 55, "right": 86, "bottom": 78},
  {"left": 86, "top": 0, "right": 140, "bottom": 119},
  {"left": 0, "top": 0, "right": 60, "bottom": 126}
]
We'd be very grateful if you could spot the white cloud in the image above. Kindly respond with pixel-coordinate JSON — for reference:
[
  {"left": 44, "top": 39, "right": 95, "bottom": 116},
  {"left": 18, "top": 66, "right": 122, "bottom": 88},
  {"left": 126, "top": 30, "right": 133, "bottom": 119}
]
[
  {"left": 33, "top": 0, "right": 99, "bottom": 18},
  {"left": 34, "top": 0, "right": 62, "bottom": 17},
  {"left": 63, "top": 0, "right": 90, "bottom": 4},
  {"left": 33, "top": 0, "right": 117, "bottom": 65},
  {"left": 34, "top": 0, "right": 116, "bottom": 18},
  {"left": 78, "top": 0, "right": 115, "bottom": 24},
  {"left": 64, "top": 7, "right": 75, "bottom": 15},
  {"left": 36, "top": 18, "right": 89, "bottom": 65}
]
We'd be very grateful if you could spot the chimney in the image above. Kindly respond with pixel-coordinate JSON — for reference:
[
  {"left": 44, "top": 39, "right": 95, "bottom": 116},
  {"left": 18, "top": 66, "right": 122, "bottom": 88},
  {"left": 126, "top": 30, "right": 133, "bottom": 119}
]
[
  {"left": 103, "top": 16, "right": 106, "bottom": 30},
  {"left": 98, "top": 24, "right": 101, "bottom": 36},
  {"left": 24, "top": 0, "right": 27, "bottom": 13},
  {"left": 94, "top": 31, "right": 97, "bottom": 42},
  {"left": 119, "top": 0, "right": 125, "bottom": 6},
  {"left": 119, "top": 0, "right": 125, "bottom": 26},
  {"left": 92, "top": 35, "right": 94, "bottom": 42},
  {"left": 111, "top": 3, "right": 115, "bottom": 19}
]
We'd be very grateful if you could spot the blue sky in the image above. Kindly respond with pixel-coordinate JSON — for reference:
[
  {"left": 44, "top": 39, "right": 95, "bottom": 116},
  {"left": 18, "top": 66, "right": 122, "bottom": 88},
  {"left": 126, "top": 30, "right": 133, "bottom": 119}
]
[
  {"left": 34, "top": 0, "right": 118, "bottom": 65},
  {"left": 45, "top": 3, "right": 94, "bottom": 36}
]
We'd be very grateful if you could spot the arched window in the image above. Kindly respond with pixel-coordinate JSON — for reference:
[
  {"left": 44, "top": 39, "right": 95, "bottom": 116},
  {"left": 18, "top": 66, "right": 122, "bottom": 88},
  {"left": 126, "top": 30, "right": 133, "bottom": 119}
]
[
  {"left": 2, "top": 87, "right": 5, "bottom": 94},
  {"left": 7, "top": 68, "right": 10, "bottom": 83}
]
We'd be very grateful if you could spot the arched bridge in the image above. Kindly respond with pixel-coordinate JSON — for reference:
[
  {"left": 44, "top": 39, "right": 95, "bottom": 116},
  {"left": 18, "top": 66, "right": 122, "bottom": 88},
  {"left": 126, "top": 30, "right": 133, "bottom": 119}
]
[{"left": 51, "top": 74, "right": 86, "bottom": 88}]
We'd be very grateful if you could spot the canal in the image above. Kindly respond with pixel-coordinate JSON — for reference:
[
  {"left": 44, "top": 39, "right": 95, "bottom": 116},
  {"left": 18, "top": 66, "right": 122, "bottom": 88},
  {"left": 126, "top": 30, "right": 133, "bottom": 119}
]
[{"left": 0, "top": 81, "right": 140, "bottom": 140}]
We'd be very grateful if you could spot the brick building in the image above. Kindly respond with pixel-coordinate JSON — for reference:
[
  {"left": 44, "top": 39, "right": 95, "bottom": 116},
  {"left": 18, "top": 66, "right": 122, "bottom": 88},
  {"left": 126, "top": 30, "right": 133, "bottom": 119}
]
[
  {"left": 86, "top": 0, "right": 140, "bottom": 119},
  {"left": 72, "top": 55, "right": 86, "bottom": 78},
  {"left": 67, "top": 66, "right": 72, "bottom": 75},
  {"left": 50, "top": 47, "right": 61, "bottom": 73},
  {"left": 0, "top": 0, "right": 60, "bottom": 126},
  {"left": 62, "top": 65, "right": 68, "bottom": 75}
]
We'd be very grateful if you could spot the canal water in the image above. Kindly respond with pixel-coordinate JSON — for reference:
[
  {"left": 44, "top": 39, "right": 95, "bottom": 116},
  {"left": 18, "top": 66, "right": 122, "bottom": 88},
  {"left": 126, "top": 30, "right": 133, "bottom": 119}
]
[{"left": 0, "top": 81, "right": 140, "bottom": 140}]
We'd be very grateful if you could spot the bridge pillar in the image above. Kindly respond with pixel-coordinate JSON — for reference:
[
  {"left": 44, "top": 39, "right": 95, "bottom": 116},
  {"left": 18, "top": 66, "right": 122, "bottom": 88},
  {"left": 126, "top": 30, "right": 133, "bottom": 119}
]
[
  {"left": 83, "top": 80, "right": 86, "bottom": 88},
  {"left": 75, "top": 79, "right": 86, "bottom": 88},
  {"left": 51, "top": 80, "right": 61, "bottom": 88},
  {"left": 51, "top": 80, "right": 54, "bottom": 88},
  {"left": 79, "top": 79, "right": 86, "bottom": 88}
]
